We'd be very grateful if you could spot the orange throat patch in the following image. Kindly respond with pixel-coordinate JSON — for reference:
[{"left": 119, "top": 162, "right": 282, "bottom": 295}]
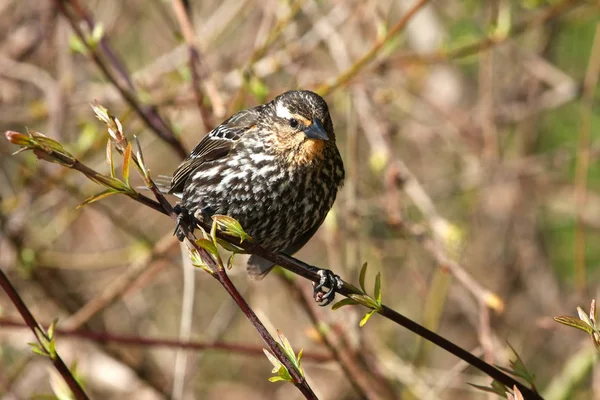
[{"left": 290, "top": 138, "right": 326, "bottom": 165}]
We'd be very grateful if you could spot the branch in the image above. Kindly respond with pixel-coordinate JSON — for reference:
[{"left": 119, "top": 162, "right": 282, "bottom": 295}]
[
  {"left": 171, "top": 0, "right": 215, "bottom": 131},
  {"left": 53, "top": 0, "right": 188, "bottom": 158},
  {"left": 314, "top": 0, "right": 584, "bottom": 95},
  {"left": 388, "top": 0, "right": 584, "bottom": 67},
  {"left": 315, "top": 0, "right": 431, "bottom": 96},
  {"left": 281, "top": 276, "right": 393, "bottom": 400},
  {"left": 4, "top": 127, "right": 543, "bottom": 399},
  {"left": 0, "top": 318, "right": 332, "bottom": 363},
  {"left": 573, "top": 22, "right": 600, "bottom": 294},
  {"left": 0, "top": 270, "right": 89, "bottom": 400}
]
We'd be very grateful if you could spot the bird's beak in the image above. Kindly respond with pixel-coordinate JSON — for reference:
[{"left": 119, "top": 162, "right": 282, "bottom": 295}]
[{"left": 303, "top": 118, "right": 329, "bottom": 141}]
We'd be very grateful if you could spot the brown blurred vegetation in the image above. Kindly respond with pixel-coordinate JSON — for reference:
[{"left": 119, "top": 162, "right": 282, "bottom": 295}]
[{"left": 1, "top": 0, "right": 600, "bottom": 399}]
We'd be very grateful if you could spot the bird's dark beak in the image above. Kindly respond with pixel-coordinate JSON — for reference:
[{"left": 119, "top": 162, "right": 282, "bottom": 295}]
[{"left": 303, "top": 118, "right": 329, "bottom": 141}]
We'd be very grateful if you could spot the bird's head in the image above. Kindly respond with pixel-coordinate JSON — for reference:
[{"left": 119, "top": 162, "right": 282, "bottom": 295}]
[{"left": 260, "top": 90, "right": 336, "bottom": 166}]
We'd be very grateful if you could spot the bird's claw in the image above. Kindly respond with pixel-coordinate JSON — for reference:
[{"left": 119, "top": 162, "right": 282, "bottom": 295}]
[
  {"left": 173, "top": 204, "right": 197, "bottom": 241},
  {"left": 313, "top": 269, "right": 343, "bottom": 306}
]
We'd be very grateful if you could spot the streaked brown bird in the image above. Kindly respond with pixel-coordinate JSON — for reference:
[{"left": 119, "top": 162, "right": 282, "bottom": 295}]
[{"left": 169, "top": 90, "right": 344, "bottom": 300}]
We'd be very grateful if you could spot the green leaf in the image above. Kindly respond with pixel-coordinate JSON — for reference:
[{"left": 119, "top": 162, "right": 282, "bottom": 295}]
[
  {"left": 359, "top": 262, "right": 368, "bottom": 293},
  {"left": 268, "top": 376, "right": 287, "bottom": 383},
  {"left": 90, "top": 24, "right": 104, "bottom": 46},
  {"left": 47, "top": 319, "right": 57, "bottom": 339},
  {"left": 77, "top": 189, "right": 118, "bottom": 208},
  {"left": 195, "top": 238, "right": 219, "bottom": 260},
  {"left": 28, "top": 342, "right": 47, "bottom": 357},
  {"left": 349, "top": 293, "right": 379, "bottom": 309},
  {"left": 374, "top": 272, "right": 382, "bottom": 304},
  {"left": 554, "top": 316, "right": 594, "bottom": 334},
  {"left": 68, "top": 34, "right": 87, "bottom": 55},
  {"left": 122, "top": 143, "right": 132, "bottom": 186},
  {"left": 263, "top": 348, "right": 282, "bottom": 372},
  {"left": 263, "top": 348, "right": 293, "bottom": 383},
  {"left": 359, "top": 310, "right": 375, "bottom": 327},
  {"left": 188, "top": 247, "right": 213, "bottom": 274},
  {"left": 216, "top": 238, "right": 246, "bottom": 253},
  {"left": 506, "top": 343, "right": 536, "bottom": 385},
  {"left": 469, "top": 381, "right": 508, "bottom": 396},
  {"left": 276, "top": 330, "right": 303, "bottom": 375},
  {"left": 32, "top": 130, "right": 74, "bottom": 158},
  {"left": 277, "top": 330, "right": 295, "bottom": 361},
  {"left": 331, "top": 297, "right": 360, "bottom": 310},
  {"left": 212, "top": 215, "right": 251, "bottom": 243},
  {"left": 88, "top": 173, "right": 131, "bottom": 192}
]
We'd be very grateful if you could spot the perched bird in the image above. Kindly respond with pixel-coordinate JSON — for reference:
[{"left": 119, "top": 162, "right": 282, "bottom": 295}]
[{"left": 169, "top": 90, "right": 345, "bottom": 281}]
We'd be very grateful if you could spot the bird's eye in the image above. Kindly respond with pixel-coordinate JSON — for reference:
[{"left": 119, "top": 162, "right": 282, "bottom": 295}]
[{"left": 289, "top": 118, "right": 299, "bottom": 129}]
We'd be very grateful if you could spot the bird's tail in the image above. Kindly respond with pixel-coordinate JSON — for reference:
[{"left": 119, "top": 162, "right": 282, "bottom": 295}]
[{"left": 246, "top": 255, "right": 275, "bottom": 279}]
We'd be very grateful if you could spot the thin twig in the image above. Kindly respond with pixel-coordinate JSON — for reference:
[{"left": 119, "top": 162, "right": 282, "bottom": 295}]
[
  {"left": 390, "top": 0, "right": 583, "bottom": 66},
  {"left": 0, "top": 270, "right": 90, "bottom": 400},
  {"left": 314, "top": 0, "right": 583, "bottom": 95},
  {"left": 144, "top": 182, "right": 318, "bottom": 399},
  {"left": 315, "top": 0, "right": 431, "bottom": 96},
  {"left": 281, "top": 276, "right": 393, "bottom": 400},
  {"left": 0, "top": 317, "right": 332, "bottom": 362},
  {"left": 54, "top": 0, "right": 188, "bottom": 158},
  {"left": 4, "top": 130, "right": 542, "bottom": 398},
  {"left": 574, "top": 22, "right": 600, "bottom": 294},
  {"left": 171, "top": 0, "right": 214, "bottom": 131},
  {"left": 228, "top": 0, "right": 306, "bottom": 114}
]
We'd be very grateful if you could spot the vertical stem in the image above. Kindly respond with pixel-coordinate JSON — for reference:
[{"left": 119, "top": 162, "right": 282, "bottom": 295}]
[
  {"left": 574, "top": 23, "right": 600, "bottom": 294},
  {"left": 0, "top": 269, "right": 90, "bottom": 400},
  {"left": 215, "top": 270, "right": 318, "bottom": 399}
]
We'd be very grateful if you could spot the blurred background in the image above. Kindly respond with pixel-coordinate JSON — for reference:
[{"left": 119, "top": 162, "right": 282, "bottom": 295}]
[{"left": 1, "top": 0, "right": 599, "bottom": 399}]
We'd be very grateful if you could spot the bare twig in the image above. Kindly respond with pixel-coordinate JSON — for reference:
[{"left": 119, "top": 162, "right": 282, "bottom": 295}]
[
  {"left": 0, "top": 317, "right": 332, "bottom": 363},
  {"left": 144, "top": 181, "right": 318, "bottom": 398},
  {"left": 281, "top": 276, "right": 391, "bottom": 400},
  {"left": 54, "top": 0, "right": 188, "bottom": 158},
  {"left": 315, "top": 0, "right": 431, "bottom": 96},
  {"left": 0, "top": 269, "right": 90, "bottom": 400},
  {"left": 227, "top": 0, "right": 306, "bottom": 114},
  {"left": 389, "top": 0, "right": 584, "bottom": 67},
  {"left": 4, "top": 128, "right": 542, "bottom": 398},
  {"left": 574, "top": 22, "right": 600, "bottom": 294},
  {"left": 171, "top": 0, "right": 214, "bottom": 131}
]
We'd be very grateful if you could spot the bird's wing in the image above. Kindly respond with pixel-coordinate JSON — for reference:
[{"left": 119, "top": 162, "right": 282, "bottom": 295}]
[{"left": 169, "top": 105, "right": 263, "bottom": 194}]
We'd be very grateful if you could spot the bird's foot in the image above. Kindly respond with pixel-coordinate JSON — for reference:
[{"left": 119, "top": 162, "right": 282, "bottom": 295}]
[
  {"left": 313, "top": 269, "right": 343, "bottom": 306},
  {"left": 173, "top": 204, "right": 198, "bottom": 241}
]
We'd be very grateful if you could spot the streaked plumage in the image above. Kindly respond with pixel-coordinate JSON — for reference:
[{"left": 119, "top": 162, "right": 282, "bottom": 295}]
[{"left": 169, "top": 90, "right": 344, "bottom": 277}]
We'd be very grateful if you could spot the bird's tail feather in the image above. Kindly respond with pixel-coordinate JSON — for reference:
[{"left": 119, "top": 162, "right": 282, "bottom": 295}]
[{"left": 246, "top": 255, "right": 275, "bottom": 279}]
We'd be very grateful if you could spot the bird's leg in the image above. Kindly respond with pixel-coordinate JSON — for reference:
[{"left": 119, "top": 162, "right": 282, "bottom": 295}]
[
  {"left": 313, "top": 269, "right": 343, "bottom": 306},
  {"left": 173, "top": 204, "right": 198, "bottom": 241}
]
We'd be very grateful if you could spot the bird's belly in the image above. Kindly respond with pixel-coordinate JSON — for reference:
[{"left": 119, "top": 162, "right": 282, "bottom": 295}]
[{"left": 185, "top": 162, "right": 337, "bottom": 252}]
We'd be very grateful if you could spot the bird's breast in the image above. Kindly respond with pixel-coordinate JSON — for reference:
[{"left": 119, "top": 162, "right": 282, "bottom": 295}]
[{"left": 183, "top": 144, "right": 343, "bottom": 251}]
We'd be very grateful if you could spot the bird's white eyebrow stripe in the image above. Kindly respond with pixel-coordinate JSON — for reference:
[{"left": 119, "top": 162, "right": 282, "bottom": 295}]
[
  {"left": 275, "top": 102, "right": 312, "bottom": 125},
  {"left": 275, "top": 102, "right": 293, "bottom": 119}
]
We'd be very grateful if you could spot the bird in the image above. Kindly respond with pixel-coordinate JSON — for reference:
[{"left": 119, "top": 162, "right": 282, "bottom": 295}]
[{"left": 168, "top": 90, "right": 345, "bottom": 283}]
